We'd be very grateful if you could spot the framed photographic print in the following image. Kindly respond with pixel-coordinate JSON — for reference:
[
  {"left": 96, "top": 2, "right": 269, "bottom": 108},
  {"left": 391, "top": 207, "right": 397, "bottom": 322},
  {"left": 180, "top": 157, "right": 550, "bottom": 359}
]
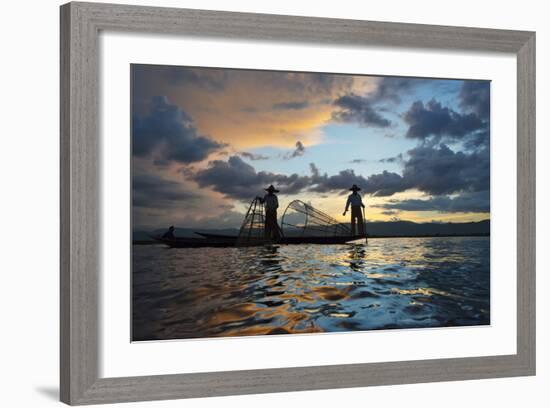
[{"left": 60, "top": 1, "right": 535, "bottom": 405}]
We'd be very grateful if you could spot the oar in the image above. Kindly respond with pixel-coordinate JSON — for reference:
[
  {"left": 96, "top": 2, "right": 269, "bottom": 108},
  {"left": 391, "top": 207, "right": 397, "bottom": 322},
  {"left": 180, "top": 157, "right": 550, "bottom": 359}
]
[{"left": 362, "top": 206, "right": 368, "bottom": 244}]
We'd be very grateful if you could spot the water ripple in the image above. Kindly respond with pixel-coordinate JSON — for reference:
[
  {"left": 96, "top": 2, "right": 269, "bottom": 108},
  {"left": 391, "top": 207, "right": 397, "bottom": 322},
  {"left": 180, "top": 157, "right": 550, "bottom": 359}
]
[{"left": 132, "top": 237, "right": 490, "bottom": 341}]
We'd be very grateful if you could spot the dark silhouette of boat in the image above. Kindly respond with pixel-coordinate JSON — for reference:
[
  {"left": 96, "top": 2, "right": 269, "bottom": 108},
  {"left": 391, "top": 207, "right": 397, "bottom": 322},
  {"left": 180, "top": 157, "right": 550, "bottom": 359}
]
[
  {"left": 154, "top": 199, "right": 367, "bottom": 248},
  {"left": 155, "top": 232, "right": 365, "bottom": 248},
  {"left": 154, "top": 234, "right": 236, "bottom": 248}
]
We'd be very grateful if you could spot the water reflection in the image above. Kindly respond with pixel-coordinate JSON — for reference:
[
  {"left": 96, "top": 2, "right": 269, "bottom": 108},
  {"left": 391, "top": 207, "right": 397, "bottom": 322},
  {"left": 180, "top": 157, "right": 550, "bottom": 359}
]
[
  {"left": 132, "top": 237, "right": 490, "bottom": 341},
  {"left": 346, "top": 244, "right": 367, "bottom": 272}
]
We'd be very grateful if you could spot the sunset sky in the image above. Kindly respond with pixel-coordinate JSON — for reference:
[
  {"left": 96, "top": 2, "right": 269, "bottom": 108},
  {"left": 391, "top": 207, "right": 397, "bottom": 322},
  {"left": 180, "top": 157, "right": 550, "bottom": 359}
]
[{"left": 131, "top": 64, "right": 490, "bottom": 230}]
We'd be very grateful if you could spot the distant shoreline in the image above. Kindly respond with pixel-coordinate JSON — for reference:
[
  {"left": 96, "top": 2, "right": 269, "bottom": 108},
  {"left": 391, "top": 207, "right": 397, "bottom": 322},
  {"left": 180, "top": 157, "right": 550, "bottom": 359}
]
[
  {"left": 365, "top": 233, "right": 490, "bottom": 239},
  {"left": 132, "top": 233, "right": 489, "bottom": 245}
]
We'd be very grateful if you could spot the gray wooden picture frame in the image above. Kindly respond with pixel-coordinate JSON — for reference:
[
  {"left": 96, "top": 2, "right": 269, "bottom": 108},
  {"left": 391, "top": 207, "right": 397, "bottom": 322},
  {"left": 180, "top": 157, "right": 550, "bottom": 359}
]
[{"left": 60, "top": 1, "right": 536, "bottom": 405}]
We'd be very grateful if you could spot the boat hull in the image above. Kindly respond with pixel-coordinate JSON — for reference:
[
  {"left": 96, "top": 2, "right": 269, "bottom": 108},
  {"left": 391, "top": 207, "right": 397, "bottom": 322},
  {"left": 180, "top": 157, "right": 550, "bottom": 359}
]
[{"left": 156, "top": 233, "right": 365, "bottom": 248}]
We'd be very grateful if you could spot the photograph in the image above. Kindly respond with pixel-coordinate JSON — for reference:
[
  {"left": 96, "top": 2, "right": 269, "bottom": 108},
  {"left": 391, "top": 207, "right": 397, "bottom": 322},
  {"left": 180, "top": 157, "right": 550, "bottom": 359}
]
[{"left": 131, "top": 64, "right": 491, "bottom": 341}]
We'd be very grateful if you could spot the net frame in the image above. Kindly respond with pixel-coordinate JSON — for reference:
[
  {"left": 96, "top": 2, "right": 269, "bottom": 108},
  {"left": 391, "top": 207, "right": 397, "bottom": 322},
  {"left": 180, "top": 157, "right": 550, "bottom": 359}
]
[
  {"left": 281, "top": 200, "right": 352, "bottom": 238},
  {"left": 236, "top": 197, "right": 268, "bottom": 247}
]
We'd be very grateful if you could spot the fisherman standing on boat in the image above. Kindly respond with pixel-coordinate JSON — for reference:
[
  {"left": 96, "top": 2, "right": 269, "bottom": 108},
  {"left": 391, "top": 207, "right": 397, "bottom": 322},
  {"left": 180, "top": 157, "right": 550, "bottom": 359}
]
[
  {"left": 258, "top": 185, "right": 282, "bottom": 241},
  {"left": 343, "top": 184, "right": 366, "bottom": 236}
]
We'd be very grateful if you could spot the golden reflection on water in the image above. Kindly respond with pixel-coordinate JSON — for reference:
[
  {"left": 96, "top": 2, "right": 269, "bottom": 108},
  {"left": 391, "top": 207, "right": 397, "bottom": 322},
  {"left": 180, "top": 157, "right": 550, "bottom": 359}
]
[
  {"left": 390, "top": 287, "right": 452, "bottom": 297},
  {"left": 132, "top": 237, "right": 490, "bottom": 341}
]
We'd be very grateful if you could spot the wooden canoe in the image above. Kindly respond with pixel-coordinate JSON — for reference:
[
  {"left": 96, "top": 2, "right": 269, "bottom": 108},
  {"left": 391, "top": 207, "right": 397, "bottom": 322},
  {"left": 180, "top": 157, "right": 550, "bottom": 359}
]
[{"left": 155, "top": 233, "right": 365, "bottom": 248}]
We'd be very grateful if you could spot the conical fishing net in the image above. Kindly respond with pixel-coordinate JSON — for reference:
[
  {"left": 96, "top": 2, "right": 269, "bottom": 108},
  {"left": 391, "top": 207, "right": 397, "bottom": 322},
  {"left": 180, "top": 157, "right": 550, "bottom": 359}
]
[
  {"left": 281, "top": 200, "right": 352, "bottom": 238},
  {"left": 236, "top": 198, "right": 269, "bottom": 247}
]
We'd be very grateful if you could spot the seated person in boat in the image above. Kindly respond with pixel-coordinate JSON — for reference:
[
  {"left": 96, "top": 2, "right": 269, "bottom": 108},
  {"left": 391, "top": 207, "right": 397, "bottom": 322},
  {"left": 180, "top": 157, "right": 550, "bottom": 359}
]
[
  {"left": 258, "top": 185, "right": 282, "bottom": 241},
  {"left": 162, "top": 225, "right": 176, "bottom": 240},
  {"left": 343, "top": 184, "right": 366, "bottom": 236}
]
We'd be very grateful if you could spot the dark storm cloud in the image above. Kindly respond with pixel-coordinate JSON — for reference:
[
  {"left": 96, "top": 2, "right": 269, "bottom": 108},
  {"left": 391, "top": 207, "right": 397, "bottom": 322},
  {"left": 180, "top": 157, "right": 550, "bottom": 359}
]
[
  {"left": 192, "top": 156, "right": 312, "bottom": 200},
  {"left": 459, "top": 81, "right": 490, "bottom": 120},
  {"left": 309, "top": 168, "right": 369, "bottom": 194},
  {"left": 362, "top": 171, "right": 410, "bottom": 196},
  {"left": 375, "top": 190, "right": 489, "bottom": 213},
  {"left": 284, "top": 141, "right": 306, "bottom": 159},
  {"left": 133, "top": 65, "right": 227, "bottom": 91},
  {"left": 332, "top": 79, "right": 489, "bottom": 148},
  {"left": 167, "top": 67, "right": 227, "bottom": 90},
  {"left": 272, "top": 101, "right": 309, "bottom": 110},
  {"left": 191, "top": 143, "right": 489, "bottom": 207},
  {"left": 463, "top": 128, "right": 490, "bottom": 150},
  {"left": 404, "top": 99, "right": 484, "bottom": 141},
  {"left": 133, "top": 173, "right": 198, "bottom": 209},
  {"left": 132, "top": 96, "right": 224, "bottom": 164},
  {"left": 401, "top": 144, "right": 489, "bottom": 195},
  {"left": 298, "top": 72, "right": 354, "bottom": 94},
  {"left": 332, "top": 94, "right": 392, "bottom": 128},
  {"left": 330, "top": 77, "right": 419, "bottom": 128},
  {"left": 371, "top": 77, "right": 416, "bottom": 104},
  {"left": 311, "top": 144, "right": 489, "bottom": 197},
  {"left": 238, "top": 151, "right": 270, "bottom": 161},
  {"left": 309, "top": 164, "right": 406, "bottom": 197}
]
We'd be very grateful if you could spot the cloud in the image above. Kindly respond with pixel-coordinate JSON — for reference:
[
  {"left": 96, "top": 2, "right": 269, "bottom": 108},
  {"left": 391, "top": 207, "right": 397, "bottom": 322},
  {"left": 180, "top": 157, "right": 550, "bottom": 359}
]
[
  {"left": 371, "top": 77, "right": 416, "bottom": 104},
  {"left": 362, "top": 171, "right": 410, "bottom": 196},
  {"left": 191, "top": 142, "right": 488, "bottom": 203},
  {"left": 285, "top": 141, "right": 306, "bottom": 159},
  {"left": 238, "top": 151, "right": 270, "bottom": 161},
  {"left": 375, "top": 190, "right": 489, "bottom": 213},
  {"left": 401, "top": 144, "right": 489, "bottom": 195},
  {"left": 309, "top": 168, "right": 369, "bottom": 194},
  {"left": 133, "top": 65, "right": 375, "bottom": 150},
  {"left": 272, "top": 101, "right": 309, "bottom": 110},
  {"left": 191, "top": 155, "right": 312, "bottom": 200},
  {"left": 381, "top": 210, "right": 401, "bottom": 216},
  {"left": 404, "top": 99, "right": 484, "bottom": 142},
  {"left": 330, "top": 77, "right": 420, "bottom": 128},
  {"left": 309, "top": 165, "right": 406, "bottom": 197},
  {"left": 310, "top": 144, "right": 489, "bottom": 197},
  {"left": 133, "top": 173, "right": 198, "bottom": 209},
  {"left": 133, "top": 96, "right": 224, "bottom": 164},
  {"left": 309, "top": 162, "right": 321, "bottom": 178},
  {"left": 133, "top": 65, "right": 227, "bottom": 91},
  {"left": 168, "top": 68, "right": 227, "bottom": 91},
  {"left": 459, "top": 81, "right": 490, "bottom": 120},
  {"left": 332, "top": 93, "right": 391, "bottom": 127},
  {"left": 379, "top": 153, "right": 403, "bottom": 164},
  {"left": 350, "top": 159, "right": 367, "bottom": 164}
]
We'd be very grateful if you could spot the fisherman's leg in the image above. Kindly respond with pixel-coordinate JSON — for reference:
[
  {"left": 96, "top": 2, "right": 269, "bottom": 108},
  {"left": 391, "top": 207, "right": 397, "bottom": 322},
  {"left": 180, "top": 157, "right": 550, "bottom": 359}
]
[
  {"left": 357, "top": 209, "right": 364, "bottom": 236},
  {"left": 264, "top": 213, "right": 272, "bottom": 238},
  {"left": 273, "top": 225, "right": 280, "bottom": 240},
  {"left": 350, "top": 214, "right": 356, "bottom": 236},
  {"left": 352, "top": 206, "right": 362, "bottom": 236},
  {"left": 272, "top": 212, "right": 281, "bottom": 240},
  {"left": 265, "top": 210, "right": 275, "bottom": 239}
]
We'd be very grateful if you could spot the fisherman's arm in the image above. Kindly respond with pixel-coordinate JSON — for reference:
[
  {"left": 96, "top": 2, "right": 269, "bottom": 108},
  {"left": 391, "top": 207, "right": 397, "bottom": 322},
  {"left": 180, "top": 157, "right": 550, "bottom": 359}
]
[{"left": 343, "top": 197, "right": 351, "bottom": 215}]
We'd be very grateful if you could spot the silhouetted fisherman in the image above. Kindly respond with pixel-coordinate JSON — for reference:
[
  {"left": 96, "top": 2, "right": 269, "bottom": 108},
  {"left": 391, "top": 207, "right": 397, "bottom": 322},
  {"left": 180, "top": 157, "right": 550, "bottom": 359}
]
[
  {"left": 162, "top": 225, "right": 176, "bottom": 240},
  {"left": 343, "top": 184, "right": 366, "bottom": 236},
  {"left": 258, "top": 185, "right": 282, "bottom": 241}
]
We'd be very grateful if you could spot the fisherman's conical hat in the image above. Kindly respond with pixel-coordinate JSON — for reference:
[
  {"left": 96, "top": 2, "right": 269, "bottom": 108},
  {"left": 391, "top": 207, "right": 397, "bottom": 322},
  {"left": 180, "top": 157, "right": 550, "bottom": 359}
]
[
  {"left": 349, "top": 184, "right": 361, "bottom": 191},
  {"left": 265, "top": 185, "right": 279, "bottom": 193}
]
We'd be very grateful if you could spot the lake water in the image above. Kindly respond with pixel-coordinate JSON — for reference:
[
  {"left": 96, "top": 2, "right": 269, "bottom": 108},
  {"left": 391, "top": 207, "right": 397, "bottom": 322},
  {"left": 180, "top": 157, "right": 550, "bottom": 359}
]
[{"left": 132, "top": 237, "right": 490, "bottom": 341}]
